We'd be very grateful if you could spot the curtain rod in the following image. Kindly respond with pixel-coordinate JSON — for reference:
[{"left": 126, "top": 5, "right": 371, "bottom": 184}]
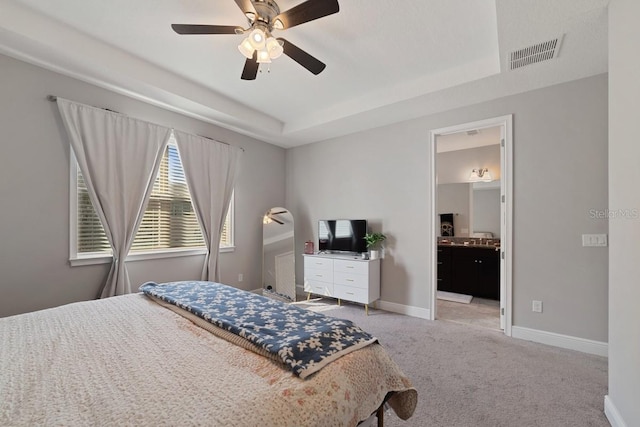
[{"left": 47, "top": 95, "right": 245, "bottom": 152}]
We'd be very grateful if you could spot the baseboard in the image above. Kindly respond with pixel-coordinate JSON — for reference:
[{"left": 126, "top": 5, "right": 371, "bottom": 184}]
[
  {"left": 376, "top": 300, "right": 431, "bottom": 320},
  {"left": 604, "top": 395, "right": 628, "bottom": 427},
  {"left": 511, "top": 326, "right": 608, "bottom": 357}
]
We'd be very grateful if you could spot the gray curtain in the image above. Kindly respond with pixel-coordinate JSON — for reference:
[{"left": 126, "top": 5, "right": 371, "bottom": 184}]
[
  {"left": 173, "top": 131, "right": 242, "bottom": 281},
  {"left": 57, "top": 98, "right": 170, "bottom": 297}
]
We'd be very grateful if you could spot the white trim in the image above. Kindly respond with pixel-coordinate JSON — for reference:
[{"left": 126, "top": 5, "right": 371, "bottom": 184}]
[
  {"left": 226, "top": 191, "right": 236, "bottom": 248},
  {"left": 69, "top": 247, "right": 233, "bottom": 267},
  {"left": 429, "top": 115, "right": 513, "bottom": 336},
  {"left": 376, "top": 300, "right": 431, "bottom": 320},
  {"left": 604, "top": 395, "right": 628, "bottom": 427},
  {"left": 511, "top": 326, "right": 608, "bottom": 357}
]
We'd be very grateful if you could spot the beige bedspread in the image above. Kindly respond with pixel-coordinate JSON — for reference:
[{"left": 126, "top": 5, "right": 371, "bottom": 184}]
[{"left": 0, "top": 293, "right": 416, "bottom": 426}]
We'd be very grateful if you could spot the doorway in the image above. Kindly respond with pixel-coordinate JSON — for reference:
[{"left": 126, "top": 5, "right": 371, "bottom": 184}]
[{"left": 429, "top": 115, "right": 513, "bottom": 336}]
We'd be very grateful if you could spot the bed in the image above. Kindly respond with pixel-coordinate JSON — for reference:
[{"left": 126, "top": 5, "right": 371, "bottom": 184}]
[{"left": 0, "top": 281, "right": 416, "bottom": 426}]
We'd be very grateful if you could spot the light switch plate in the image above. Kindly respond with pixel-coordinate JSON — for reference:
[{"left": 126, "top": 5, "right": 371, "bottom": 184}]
[
  {"left": 582, "top": 234, "right": 608, "bottom": 247},
  {"left": 532, "top": 300, "right": 543, "bottom": 313}
]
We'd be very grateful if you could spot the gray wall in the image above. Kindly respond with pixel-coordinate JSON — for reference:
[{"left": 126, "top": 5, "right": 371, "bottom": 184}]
[
  {"left": 608, "top": 1, "right": 640, "bottom": 425},
  {"left": 437, "top": 183, "right": 470, "bottom": 237},
  {"left": 436, "top": 145, "right": 501, "bottom": 184},
  {"left": 473, "top": 188, "right": 501, "bottom": 238},
  {"left": 287, "top": 73, "right": 608, "bottom": 343},
  {"left": 0, "top": 54, "right": 286, "bottom": 317}
]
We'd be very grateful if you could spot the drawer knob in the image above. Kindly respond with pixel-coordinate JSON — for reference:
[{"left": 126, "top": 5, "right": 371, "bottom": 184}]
[
  {"left": 346, "top": 279, "right": 354, "bottom": 282},
  {"left": 346, "top": 292, "right": 354, "bottom": 295}
]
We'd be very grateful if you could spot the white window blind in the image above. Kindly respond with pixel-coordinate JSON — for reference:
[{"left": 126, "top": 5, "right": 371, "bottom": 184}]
[{"left": 76, "top": 140, "right": 232, "bottom": 256}]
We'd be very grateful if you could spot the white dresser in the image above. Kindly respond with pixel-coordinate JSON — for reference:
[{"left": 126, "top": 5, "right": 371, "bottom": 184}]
[{"left": 303, "top": 254, "right": 380, "bottom": 313}]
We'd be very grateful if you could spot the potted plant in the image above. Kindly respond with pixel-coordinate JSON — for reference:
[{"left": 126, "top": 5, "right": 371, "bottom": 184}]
[{"left": 364, "top": 232, "right": 386, "bottom": 260}]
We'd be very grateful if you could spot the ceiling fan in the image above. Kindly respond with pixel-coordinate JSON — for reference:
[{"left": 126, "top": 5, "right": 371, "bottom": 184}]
[
  {"left": 171, "top": 0, "right": 340, "bottom": 80},
  {"left": 266, "top": 211, "right": 289, "bottom": 225}
]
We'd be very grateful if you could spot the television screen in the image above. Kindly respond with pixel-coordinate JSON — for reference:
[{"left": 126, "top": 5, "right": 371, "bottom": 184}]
[{"left": 318, "top": 219, "right": 367, "bottom": 253}]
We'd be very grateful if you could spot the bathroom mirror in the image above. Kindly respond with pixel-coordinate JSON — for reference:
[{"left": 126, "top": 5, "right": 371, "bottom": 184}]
[{"left": 262, "top": 207, "right": 296, "bottom": 302}]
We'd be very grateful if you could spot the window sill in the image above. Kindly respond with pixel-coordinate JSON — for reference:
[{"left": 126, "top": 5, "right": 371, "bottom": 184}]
[{"left": 70, "top": 246, "right": 235, "bottom": 267}]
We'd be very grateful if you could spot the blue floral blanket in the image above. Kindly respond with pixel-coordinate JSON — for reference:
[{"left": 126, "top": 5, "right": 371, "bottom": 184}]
[{"left": 139, "top": 281, "right": 377, "bottom": 379}]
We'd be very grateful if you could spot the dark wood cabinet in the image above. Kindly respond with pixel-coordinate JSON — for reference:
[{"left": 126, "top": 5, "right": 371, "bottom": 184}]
[
  {"left": 437, "top": 246, "right": 453, "bottom": 291},
  {"left": 438, "top": 245, "right": 500, "bottom": 300}
]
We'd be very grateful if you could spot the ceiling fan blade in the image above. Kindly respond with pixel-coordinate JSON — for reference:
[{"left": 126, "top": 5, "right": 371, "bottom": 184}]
[
  {"left": 278, "top": 38, "right": 326, "bottom": 75},
  {"left": 271, "top": 217, "right": 285, "bottom": 225},
  {"left": 275, "top": 0, "right": 339, "bottom": 29},
  {"left": 241, "top": 52, "right": 259, "bottom": 80},
  {"left": 171, "top": 24, "right": 241, "bottom": 35},
  {"left": 233, "top": 0, "right": 256, "bottom": 16}
]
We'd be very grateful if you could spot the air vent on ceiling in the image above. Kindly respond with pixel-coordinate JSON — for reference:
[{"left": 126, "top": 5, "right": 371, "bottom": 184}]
[{"left": 508, "top": 35, "right": 564, "bottom": 71}]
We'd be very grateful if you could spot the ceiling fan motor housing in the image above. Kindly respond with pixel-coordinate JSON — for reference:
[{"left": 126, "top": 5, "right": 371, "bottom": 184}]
[{"left": 251, "top": 0, "right": 281, "bottom": 28}]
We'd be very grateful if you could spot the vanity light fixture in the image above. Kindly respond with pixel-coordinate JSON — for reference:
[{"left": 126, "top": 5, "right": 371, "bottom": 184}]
[{"left": 469, "top": 168, "right": 493, "bottom": 182}]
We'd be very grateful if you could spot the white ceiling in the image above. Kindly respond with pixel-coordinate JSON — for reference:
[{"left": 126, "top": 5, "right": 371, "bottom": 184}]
[
  {"left": 0, "top": 0, "right": 609, "bottom": 147},
  {"left": 437, "top": 126, "right": 501, "bottom": 153}
]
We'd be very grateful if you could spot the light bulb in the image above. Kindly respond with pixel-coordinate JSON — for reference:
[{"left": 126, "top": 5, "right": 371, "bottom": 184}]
[
  {"left": 248, "top": 28, "right": 266, "bottom": 49},
  {"left": 237, "top": 37, "right": 255, "bottom": 59},
  {"left": 256, "top": 48, "right": 272, "bottom": 63},
  {"left": 266, "top": 37, "right": 283, "bottom": 59}
]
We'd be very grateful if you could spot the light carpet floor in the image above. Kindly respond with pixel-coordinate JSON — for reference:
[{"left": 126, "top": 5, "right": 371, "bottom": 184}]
[{"left": 294, "top": 298, "right": 609, "bottom": 427}]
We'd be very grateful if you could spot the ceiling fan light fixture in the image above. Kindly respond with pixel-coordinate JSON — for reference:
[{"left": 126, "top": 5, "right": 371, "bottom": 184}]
[
  {"left": 266, "top": 37, "right": 283, "bottom": 59},
  {"left": 272, "top": 19, "right": 284, "bottom": 30},
  {"left": 249, "top": 28, "right": 266, "bottom": 49},
  {"left": 238, "top": 37, "right": 255, "bottom": 59},
  {"left": 256, "top": 48, "right": 272, "bottom": 63}
]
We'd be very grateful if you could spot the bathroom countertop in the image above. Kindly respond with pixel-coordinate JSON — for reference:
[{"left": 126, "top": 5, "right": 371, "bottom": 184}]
[{"left": 438, "top": 243, "right": 501, "bottom": 250}]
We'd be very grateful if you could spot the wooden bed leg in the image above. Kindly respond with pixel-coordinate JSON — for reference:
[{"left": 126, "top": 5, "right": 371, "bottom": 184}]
[
  {"left": 307, "top": 292, "right": 311, "bottom": 301},
  {"left": 377, "top": 404, "right": 384, "bottom": 427},
  {"left": 365, "top": 304, "right": 369, "bottom": 316},
  {"left": 337, "top": 298, "right": 341, "bottom": 306}
]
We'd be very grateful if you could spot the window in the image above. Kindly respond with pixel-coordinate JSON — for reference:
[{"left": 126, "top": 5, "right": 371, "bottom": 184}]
[{"left": 71, "top": 137, "right": 233, "bottom": 264}]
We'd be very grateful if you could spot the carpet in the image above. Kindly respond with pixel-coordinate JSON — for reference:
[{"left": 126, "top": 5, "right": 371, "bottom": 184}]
[
  {"left": 437, "top": 290, "right": 473, "bottom": 304},
  {"left": 296, "top": 297, "right": 609, "bottom": 427}
]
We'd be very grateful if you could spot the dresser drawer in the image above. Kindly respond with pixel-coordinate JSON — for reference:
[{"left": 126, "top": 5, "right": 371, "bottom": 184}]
[
  {"left": 304, "top": 267, "right": 334, "bottom": 284},
  {"left": 334, "top": 271, "right": 368, "bottom": 289},
  {"left": 304, "top": 280, "right": 334, "bottom": 296},
  {"left": 304, "top": 256, "right": 333, "bottom": 272},
  {"left": 333, "top": 259, "right": 368, "bottom": 275},
  {"left": 334, "top": 284, "right": 369, "bottom": 304}
]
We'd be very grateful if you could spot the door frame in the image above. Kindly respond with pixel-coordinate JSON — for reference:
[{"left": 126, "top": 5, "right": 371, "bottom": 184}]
[{"left": 429, "top": 115, "right": 513, "bottom": 336}]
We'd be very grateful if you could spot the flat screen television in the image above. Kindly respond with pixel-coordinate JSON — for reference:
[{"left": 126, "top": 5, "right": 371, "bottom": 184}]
[{"left": 318, "top": 219, "right": 368, "bottom": 254}]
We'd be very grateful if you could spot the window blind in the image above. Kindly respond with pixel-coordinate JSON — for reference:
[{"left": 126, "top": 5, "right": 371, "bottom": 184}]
[{"left": 77, "top": 142, "right": 232, "bottom": 254}]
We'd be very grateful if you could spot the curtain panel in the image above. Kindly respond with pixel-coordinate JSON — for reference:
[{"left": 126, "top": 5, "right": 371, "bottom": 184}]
[
  {"left": 174, "top": 131, "right": 242, "bottom": 281},
  {"left": 57, "top": 98, "right": 171, "bottom": 297}
]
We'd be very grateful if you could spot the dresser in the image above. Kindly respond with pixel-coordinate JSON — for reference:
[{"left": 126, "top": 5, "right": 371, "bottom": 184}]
[{"left": 303, "top": 254, "right": 380, "bottom": 314}]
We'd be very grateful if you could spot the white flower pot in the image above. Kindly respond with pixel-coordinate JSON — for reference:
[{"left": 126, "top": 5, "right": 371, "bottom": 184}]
[{"left": 369, "top": 249, "right": 380, "bottom": 260}]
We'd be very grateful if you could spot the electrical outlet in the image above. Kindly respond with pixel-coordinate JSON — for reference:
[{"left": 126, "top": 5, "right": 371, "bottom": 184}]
[
  {"left": 238, "top": 273, "right": 243, "bottom": 282},
  {"left": 532, "top": 300, "right": 543, "bottom": 313}
]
